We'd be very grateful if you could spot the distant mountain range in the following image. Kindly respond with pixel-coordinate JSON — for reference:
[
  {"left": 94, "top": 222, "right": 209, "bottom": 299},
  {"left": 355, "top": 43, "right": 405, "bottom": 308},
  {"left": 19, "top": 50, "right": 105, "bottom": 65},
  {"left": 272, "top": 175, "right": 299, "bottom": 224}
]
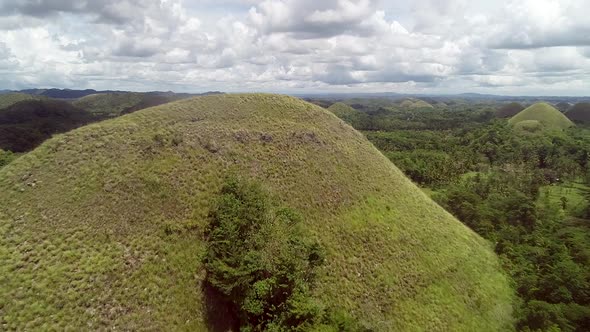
[
  {"left": 0, "top": 88, "right": 224, "bottom": 99},
  {"left": 295, "top": 92, "right": 590, "bottom": 104},
  {"left": 1, "top": 88, "right": 588, "bottom": 104}
]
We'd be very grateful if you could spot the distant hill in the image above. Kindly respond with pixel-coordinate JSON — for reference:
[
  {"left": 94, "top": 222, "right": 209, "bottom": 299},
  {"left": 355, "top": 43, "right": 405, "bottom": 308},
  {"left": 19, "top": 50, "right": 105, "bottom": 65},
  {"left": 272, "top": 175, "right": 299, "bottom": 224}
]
[
  {"left": 0, "top": 93, "right": 43, "bottom": 109},
  {"left": 0, "top": 99, "right": 95, "bottom": 152},
  {"left": 0, "top": 94, "right": 513, "bottom": 330},
  {"left": 12, "top": 89, "right": 224, "bottom": 100},
  {"left": 72, "top": 92, "right": 188, "bottom": 117},
  {"left": 19, "top": 88, "right": 113, "bottom": 99},
  {"left": 509, "top": 102, "right": 574, "bottom": 131},
  {"left": 554, "top": 102, "right": 572, "bottom": 113},
  {"left": 496, "top": 102, "right": 525, "bottom": 118},
  {"left": 565, "top": 102, "right": 590, "bottom": 124},
  {"left": 0, "top": 92, "right": 213, "bottom": 153},
  {"left": 399, "top": 98, "right": 434, "bottom": 109},
  {"left": 327, "top": 101, "right": 363, "bottom": 123}
]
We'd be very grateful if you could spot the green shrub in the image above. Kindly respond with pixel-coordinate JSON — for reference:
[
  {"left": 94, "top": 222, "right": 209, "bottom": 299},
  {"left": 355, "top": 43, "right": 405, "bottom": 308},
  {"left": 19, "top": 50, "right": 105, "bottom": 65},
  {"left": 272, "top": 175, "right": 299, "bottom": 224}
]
[
  {"left": 203, "top": 177, "right": 325, "bottom": 331},
  {"left": 0, "top": 149, "right": 16, "bottom": 168}
]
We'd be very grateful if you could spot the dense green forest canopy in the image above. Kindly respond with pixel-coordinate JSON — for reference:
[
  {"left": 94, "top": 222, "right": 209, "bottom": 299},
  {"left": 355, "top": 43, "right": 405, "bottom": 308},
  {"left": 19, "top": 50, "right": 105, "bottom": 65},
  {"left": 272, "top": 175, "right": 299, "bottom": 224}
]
[
  {"left": 0, "top": 99, "right": 95, "bottom": 152},
  {"left": 0, "top": 93, "right": 42, "bottom": 109},
  {"left": 326, "top": 97, "right": 590, "bottom": 332},
  {"left": 555, "top": 102, "right": 572, "bottom": 113},
  {"left": 497, "top": 102, "right": 525, "bottom": 118},
  {"left": 566, "top": 103, "right": 590, "bottom": 124}
]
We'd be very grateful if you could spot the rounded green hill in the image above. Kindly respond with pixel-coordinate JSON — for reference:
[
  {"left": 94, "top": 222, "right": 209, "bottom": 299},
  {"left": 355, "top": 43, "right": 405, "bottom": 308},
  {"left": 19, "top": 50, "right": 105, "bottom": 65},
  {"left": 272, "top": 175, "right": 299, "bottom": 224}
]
[
  {"left": 0, "top": 94, "right": 513, "bottom": 330},
  {"left": 327, "top": 102, "right": 362, "bottom": 123},
  {"left": 565, "top": 102, "right": 590, "bottom": 124},
  {"left": 508, "top": 102, "right": 574, "bottom": 130},
  {"left": 399, "top": 98, "right": 434, "bottom": 109}
]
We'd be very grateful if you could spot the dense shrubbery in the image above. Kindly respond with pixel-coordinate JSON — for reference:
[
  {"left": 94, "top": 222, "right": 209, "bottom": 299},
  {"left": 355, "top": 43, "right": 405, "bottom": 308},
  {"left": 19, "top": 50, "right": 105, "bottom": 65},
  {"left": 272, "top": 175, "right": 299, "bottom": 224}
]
[
  {"left": 415, "top": 125, "right": 590, "bottom": 331},
  {"left": 434, "top": 171, "right": 590, "bottom": 331},
  {"left": 0, "top": 149, "right": 16, "bottom": 168},
  {"left": 203, "top": 178, "right": 326, "bottom": 331}
]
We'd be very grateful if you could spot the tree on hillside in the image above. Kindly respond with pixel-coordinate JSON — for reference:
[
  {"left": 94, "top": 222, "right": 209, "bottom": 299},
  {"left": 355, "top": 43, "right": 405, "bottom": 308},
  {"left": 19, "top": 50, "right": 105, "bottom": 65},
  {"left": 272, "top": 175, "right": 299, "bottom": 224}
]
[{"left": 203, "top": 178, "right": 325, "bottom": 331}]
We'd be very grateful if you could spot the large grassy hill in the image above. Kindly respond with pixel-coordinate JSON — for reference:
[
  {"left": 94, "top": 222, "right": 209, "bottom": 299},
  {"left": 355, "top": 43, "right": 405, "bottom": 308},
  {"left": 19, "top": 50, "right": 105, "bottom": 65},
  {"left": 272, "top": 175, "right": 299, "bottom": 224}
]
[
  {"left": 0, "top": 99, "right": 95, "bottom": 152},
  {"left": 509, "top": 102, "right": 574, "bottom": 130},
  {"left": 565, "top": 102, "right": 590, "bottom": 124},
  {"left": 0, "top": 94, "right": 513, "bottom": 330},
  {"left": 72, "top": 92, "right": 184, "bottom": 117}
]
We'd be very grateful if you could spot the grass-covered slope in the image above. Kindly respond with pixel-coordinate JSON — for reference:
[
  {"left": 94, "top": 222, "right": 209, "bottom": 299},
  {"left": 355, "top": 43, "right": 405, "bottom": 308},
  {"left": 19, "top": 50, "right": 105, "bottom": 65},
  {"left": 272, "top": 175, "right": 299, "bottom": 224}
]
[
  {"left": 0, "top": 99, "right": 95, "bottom": 152},
  {"left": 496, "top": 102, "right": 525, "bottom": 118},
  {"left": 72, "top": 92, "right": 182, "bottom": 117},
  {"left": 0, "top": 94, "right": 513, "bottom": 330},
  {"left": 0, "top": 93, "right": 41, "bottom": 109},
  {"left": 509, "top": 102, "right": 574, "bottom": 130},
  {"left": 565, "top": 102, "right": 590, "bottom": 124},
  {"left": 512, "top": 119, "right": 543, "bottom": 133}
]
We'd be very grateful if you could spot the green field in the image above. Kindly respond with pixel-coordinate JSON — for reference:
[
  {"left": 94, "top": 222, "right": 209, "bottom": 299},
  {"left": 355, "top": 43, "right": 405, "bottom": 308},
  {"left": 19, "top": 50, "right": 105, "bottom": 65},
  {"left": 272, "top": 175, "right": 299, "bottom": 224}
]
[{"left": 0, "top": 94, "right": 513, "bottom": 330}]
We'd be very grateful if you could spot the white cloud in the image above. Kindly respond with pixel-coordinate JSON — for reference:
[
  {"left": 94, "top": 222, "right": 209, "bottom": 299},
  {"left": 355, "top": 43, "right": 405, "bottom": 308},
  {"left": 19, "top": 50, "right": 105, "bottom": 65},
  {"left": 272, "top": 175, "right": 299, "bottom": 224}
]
[{"left": 0, "top": 0, "right": 589, "bottom": 94}]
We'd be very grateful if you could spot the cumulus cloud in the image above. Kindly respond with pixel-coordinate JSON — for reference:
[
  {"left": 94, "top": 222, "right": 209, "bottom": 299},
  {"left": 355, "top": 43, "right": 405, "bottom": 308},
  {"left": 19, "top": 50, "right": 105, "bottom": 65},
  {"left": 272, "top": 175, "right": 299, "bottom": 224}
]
[
  {"left": 488, "top": 0, "right": 590, "bottom": 49},
  {"left": 0, "top": 0, "right": 589, "bottom": 94}
]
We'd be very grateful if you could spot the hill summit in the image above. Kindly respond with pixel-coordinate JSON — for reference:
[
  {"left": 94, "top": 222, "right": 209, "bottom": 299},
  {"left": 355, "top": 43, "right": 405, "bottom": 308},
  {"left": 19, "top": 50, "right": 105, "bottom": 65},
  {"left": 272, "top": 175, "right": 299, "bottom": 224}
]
[
  {"left": 509, "top": 102, "right": 574, "bottom": 131},
  {"left": 0, "top": 94, "right": 513, "bottom": 330},
  {"left": 399, "top": 98, "right": 434, "bottom": 109}
]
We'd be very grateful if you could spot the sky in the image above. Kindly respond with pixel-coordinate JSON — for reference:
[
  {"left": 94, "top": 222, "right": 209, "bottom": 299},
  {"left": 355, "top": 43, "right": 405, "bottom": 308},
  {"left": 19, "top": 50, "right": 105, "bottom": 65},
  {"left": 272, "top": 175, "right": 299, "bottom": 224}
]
[{"left": 0, "top": 0, "right": 589, "bottom": 95}]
